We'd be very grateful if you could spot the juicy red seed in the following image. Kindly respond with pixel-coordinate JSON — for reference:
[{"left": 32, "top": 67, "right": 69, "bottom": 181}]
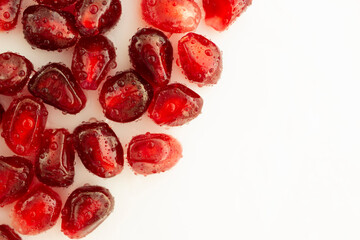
[
  {"left": 61, "top": 185, "right": 114, "bottom": 239},
  {"left": 129, "top": 28, "right": 173, "bottom": 88},
  {"left": 148, "top": 83, "right": 203, "bottom": 126},
  {"left": 35, "top": 0, "right": 77, "bottom": 9},
  {"left": 127, "top": 133, "right": 182, "bottom": 176},
  {"left": 28, "top": 63, "right": 87, "bottom": 114},
  {"left": 178, "top": 33, "right": 222, "bottom": 86},
  {"left": 0, "top": 52, "right": 33, "bottom": 96},
  {"left": 0, "top": 225, "right": 22, "bottom": 240},
  {"left": 141, "top": 0, "right": 201, "bottom": 33},
  {"left": 99, "top": 70, "right": 154, "bottom": 123},
  {"left": 35, "top": 129, "right": 75, "bottom": 187},
  {"left": 75, "top": 0, "right": 122, "bottom": 36},
  {"left": 0, "top": 0, "right": 21, "bottom": 31},
  {"left": 202, "top": 0, "right": 252, "bottom": 31},
  {"left": 72, "top": 35, "right": 116, "bottom": 90},
  {"left": 0, "top": 156, "right": 34, "bottom": 207},
  {"left": 12, "top": 184, "right": 62, "bottom": 235},
  {"left": 22, "top": 5, "right": 79, "bottom": 51},
  {"left": 2, "top": 96, "right": 48, "bottom": 156},
  {"left": 73, "top": 121, "right": 124, "bottom": 178}
]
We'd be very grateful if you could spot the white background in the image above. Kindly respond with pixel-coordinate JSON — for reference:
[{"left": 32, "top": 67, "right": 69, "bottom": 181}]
[{"left": 1, "top": 0, "right": 360, "bottom": 239}]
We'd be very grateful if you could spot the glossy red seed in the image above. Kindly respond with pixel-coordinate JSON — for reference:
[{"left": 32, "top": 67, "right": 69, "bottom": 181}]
[
  {"left": 141, "top": 0, "right": 201, "bottom": 33},
  {"left": 129, "top": 28, "right": 173, "bottom": 88},
  {"left": 22, "top": 5, "right": 79, "bottom": 51},
  {"left": 75, "top": 0, "right": 121, "bottom": 36},
  {"left": 0, "top": 0, "right": 21, "bottom": 31},
  {"left": 35, "top": 129, "right": 75, "bottom": 187},
  {"left": 28, "top": 63, "right": 87, "bottom": 114},
  {"left": 178, "top": 33, "right": 222, "bottom": 86},
  {"left": 0, "top": 225, "right": 22, "bottom": 240},
  {"left": 35, "top": 0, "right": 77, "bottom": 9},
  {"left": 0, "top": 52, "right": 33, "bottom": 96},
  {"left": 12, "top": 184, "right": 62, "bottom": 235},
  {"left": 99, "top": 70, "right": 153, "bottom": 123},
  {"left": 73, "top": 122, "right": 124, "bottom": 178},
  {"left": 72, "top": 35, "right": 116, "bottom": 90},
  {"left": 2, "top": 96, "right": 48, "bottom": 156},
  {"left": 0, "top": 156, "right": 34, "bottom": 207},
  {"left": 148, "top": 83, "right": 203, "bottom": 126},
  {"left": 202, "top": 0, "right": 252, "bottom": 31},
  {"left": 61, "top": 185, "right": 114, "bottom": 239},
  {"left": 128, "top": 133, "right": 182, "bottom": 175}
]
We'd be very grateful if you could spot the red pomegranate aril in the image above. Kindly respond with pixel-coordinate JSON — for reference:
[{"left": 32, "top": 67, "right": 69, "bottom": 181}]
[
  {"left": 0, "top": 225, "right": 22, "bottom": 240},
  {"left": 148, "top": 83, "right": 203, "bottom": 126},
  {"left": 75, "top": 0, "right": 121, "bottom": 36},
  {"left": 129, "top": 28, "right": 173, "bottom": 88},
  {"left": 202, "top": 0, "right": 252, "bottom": 31},
  {"left": 0, "top": 156, "right": 34, "bottom": 207},
  {"left": 28, "top": 63, "right": 87, "bottom": 114},
  {"left": 12, "top": 184, "right": 62, "bottom": 235},
  {"left": 0, "top": 52, "right": 33, "bottom": 96},
  {"left": 178, "top": 33, "right": 222, "bottom": 86},
  {"left": 128, "top": 133, "right": 182, "bottom": 175},
  {"left": 2, "top": 96, "right": 48, "bottom": 156},
  {"left": 0, "top": 0, "right": 21, "bottom": 31},
  {"left": 35, "top": 0, "right": 77, "bottom": 9},
  {"left": 99, "top": 70, "right": 154, "bottom": 123},
  {"left": 22, "top": 5, "right": 79, "bottom": 51},
  {"left": 72, "top": 35, "right": 116, "bottom": 90},
  {"left": 141, "top": 0, "right": 201, "bottom": 33},
  {"left": 35, "top": 129, "right": 75, "bottom": 187},
  {"left": 73, "top": 121, "right": 124, "bottom": 178},
  {"left": 61, "top": 185, "right": 114, "bottom": 239}
]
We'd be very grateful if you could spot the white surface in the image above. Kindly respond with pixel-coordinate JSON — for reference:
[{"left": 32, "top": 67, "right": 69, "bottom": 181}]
[{"left": 1, "top": 0, "right": 360, "bottom": 239}]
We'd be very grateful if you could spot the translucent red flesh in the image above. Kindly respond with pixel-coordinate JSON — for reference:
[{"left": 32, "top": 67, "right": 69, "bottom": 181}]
[
  {"left": 0, "top": 225, "right": 22, "bottom": 240},
  {"left": 0, "top": 0, "right": 21, "bottom": 31}
]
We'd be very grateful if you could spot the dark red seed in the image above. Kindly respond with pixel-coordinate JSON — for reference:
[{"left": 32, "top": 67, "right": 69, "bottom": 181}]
[
  {"left": 73, "top": 121, "right": 124, "bottom": 178},
  {"left": 2, "top": 96, "right": 48, "bottom": 156},
  {"left": 99, "top": 70, "right": 153, "bottom": 123},
  {"left": 75, "top": 0, "right": 121, "bottom": 36},
  {"left": 22, "top": 5, "right": 79, "bottom": 51},
  {"left": 0, "top": 0, "right": 21, "bottom": 31},
  {"left": 141, "top": 0, "right": 201, "bottom": 33},
  {"left": 178, "top": 33, "right": 222, "bottom": 86},
  {"left": 61, "top": 185, "right": 114, "bottom": 239},
  {"left": 0, "top": 225, "right": 22, "bottom": 240},
  {"left": 129, "top": 28, "right": 173, "bottom": 88},
  {"left": 0, "top": 52, "right": 33, "bottom": 96},
  {"left": 202, "top": 0, "right": 252, "bottom": 31},
  {"left": 127, "top": 133, "right": 182, "bottom": 175},
  {"left": 72, "top": 35, "right": 116, "bottom": 90},
  {"left": 148, "top": 83, "right": 203, "bottom": 126},
  {"left": 28, "top": 63, "right": 87, "bottom": 114},
  {"left": 0, "top": 156, "right": 34, "bottom": 207},
  {"left": 35, "top": 0, "right": 77, "bottom": 9},
  {"left": 12, "top": 184, "right": 62, "bottom": 235},
  {"left": 35, "top": 129, "right": 75, "bottom": 187}
]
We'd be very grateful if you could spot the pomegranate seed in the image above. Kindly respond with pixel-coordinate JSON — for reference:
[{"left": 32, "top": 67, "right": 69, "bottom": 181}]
[
  {"left": 0, "top": 0, "right": 21, "bottom": 31},
  {"left": 35, "top": 0, "right": 77, "bottom": 9},
  {"left": 99, "top": 70, "right": 154, "bottom": 123},
  {"left": 129, "top": 28, "right": 173, "bottom": 88},
  {"left": 127, "top": 133, "right": 182, "bottom": 175},
  {"left": 148, "top": 83, "right": 203, "bottom": 126},
  {"left": 178, "top": 33, "right": 222, "bottom": 86},
  {"left": 0, "top": 225, "right": 22, "bottom": 240},
  {"left": 0, "top": 52, "right": 33, "bottom": 96},
  {"left": 28, "top": 63, "right": 87, "bottom": 114},
  {"left": 2, "top": 96, "right": 48, "bottom": 156},
  {"left": 35, "top": 129, "right": 75, "bottom": 187},
  {"left": 0, "top": 156, "right": 34, "bottom": 207},
  {"left": 72, "top": 35, "right": 116, "bottom": 90},
  {"left": 12, "top": 184, "right": 62, "bottom": 235},
  {"left": 202, "top": 0, "right": 252, "bottom": 31},
  {"left": 141, "top": 0, "right": 201, "bottom": 33},
  {"left": 75, "top": 0, "right": 122, "bottom": 36},
  {"left": 61, "top": 185, "right": 114, "bottom": 239},
  {"left": 73, "top": 121, "right": 124, "bottom": 178},
  {"left": 22, "top": 5, "right": 79, "bottom": 51}
]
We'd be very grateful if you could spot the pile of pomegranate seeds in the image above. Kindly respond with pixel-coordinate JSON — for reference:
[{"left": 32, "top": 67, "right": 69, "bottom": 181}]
[{"left": 0, "top": 0, "right": 251, "bottom": 238}]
